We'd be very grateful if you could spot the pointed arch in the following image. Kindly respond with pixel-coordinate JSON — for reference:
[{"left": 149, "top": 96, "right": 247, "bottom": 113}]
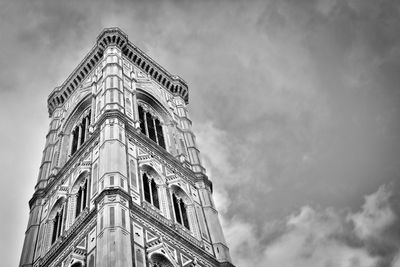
[
  {"left": 48, "top": 197, "right": 66, "bottom": 245},
  {"left": 136, "top": 89, "right": 172, "bottom": 150},
  {"left": 59, "top": 94, "right": 92, "bottom": 165},
  {"left": 169, "top": 185, "right": 192, "bottom": 230},
  {"left": 148, "top": 252, "right": 177, "bottom": 267},
  {"left": 140, "top": 164, "right": 165, "bottom": 211}
]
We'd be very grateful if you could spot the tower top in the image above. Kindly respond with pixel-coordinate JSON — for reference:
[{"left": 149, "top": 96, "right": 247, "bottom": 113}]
[{"left": 47, "top": 27, "right": 189, "bottom": 116}]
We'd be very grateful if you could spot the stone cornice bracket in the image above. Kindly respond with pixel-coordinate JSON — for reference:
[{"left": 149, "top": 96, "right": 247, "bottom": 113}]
[
  {"left": 96, "top": 27, "right": 129, "bottom": 51},
  {"left": 47, "top": 27, "right": 189, "bottom": 117}
]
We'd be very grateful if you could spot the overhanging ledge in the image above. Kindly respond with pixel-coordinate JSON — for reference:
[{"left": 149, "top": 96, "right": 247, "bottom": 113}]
[{"left": 47, "top": 27, "right": 189, "bottom": 116}]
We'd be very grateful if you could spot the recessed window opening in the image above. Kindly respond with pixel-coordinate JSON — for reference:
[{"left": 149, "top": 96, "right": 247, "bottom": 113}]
[
  {"left": 71, "top": 110, "right": 91, "bottom": 156},
  {"left": 142, "top": 173, "right": 160, "bottom": 209},
  {"left": 137, "top": 104, "right": 165, "bottom": 149}
]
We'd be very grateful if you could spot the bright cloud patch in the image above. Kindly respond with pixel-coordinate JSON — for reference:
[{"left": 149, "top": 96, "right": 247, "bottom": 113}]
[
  {"left": 348, "top": 184, "right": 396, "bottom": 241},
  {"left": 221, "top": 185, "right": 399, "bottom": 267},
  {"left": 263, "top": 206, "right": 378, "bottom": 267}
]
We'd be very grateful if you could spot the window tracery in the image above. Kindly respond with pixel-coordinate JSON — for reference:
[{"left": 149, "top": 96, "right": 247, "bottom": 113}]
[
  {"left": 138, "top": 105, "right": 165, "bottom": 149},
  {"left": 172, "top": 193, "right": 190, "bottom": 230},
  {"left": 142, "top": 173, "right": 160, "bottom": 209},
  {"left": 75, "top": 180, "right": 87, "bottom": 218},
  {"left": 70, "top": 110, "right": 91, "bottom": 155},
  {"left": 47, "top": 198, "right": 66, "bottom": 246},
  {"left": 51, "top": 207, "right": 64, "bottom": 244}
]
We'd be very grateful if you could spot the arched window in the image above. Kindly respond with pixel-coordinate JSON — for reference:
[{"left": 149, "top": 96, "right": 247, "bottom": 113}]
[
  {"left": 172, "top": 193, "right": 190, "bottom": 230},
  {"left": 70, "top": 110, "right": 91, "bottom": 156},
  {"left": 137, "top": 104, "right": 165, "bottom": 149},
  {"left": 75, "top": 180, "right": 87, "bottom": 218},
  {"left": 149, "top": 252, "right": 175, "bottom": 267},
  {"left": 71, "top": 262, "right": 83, "bottom": 267},
  {"left": 142, "top": 173, "right": 160, "bottom": 209},
  {"left": 49, "top": 201, "right": 65, "bottom": 244}
]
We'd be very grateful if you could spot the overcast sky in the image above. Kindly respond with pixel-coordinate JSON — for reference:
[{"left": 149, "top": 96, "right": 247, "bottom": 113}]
[{"left": 1, "top": 0, "right": 400, "bottom": 266}]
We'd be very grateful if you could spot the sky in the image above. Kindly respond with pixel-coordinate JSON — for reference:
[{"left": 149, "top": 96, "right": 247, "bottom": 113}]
[{"left": 1, "top": 0, "right": 400, "bottom": 266}]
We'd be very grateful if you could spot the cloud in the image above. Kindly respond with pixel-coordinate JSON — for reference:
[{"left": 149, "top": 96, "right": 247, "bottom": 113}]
[
  {"left": 219, "top": 184, "right": 400, "bottom": 267},
  {"left": 262, "top": 206, "right": 378, "bottom": 267},
  {"left": 2, "top": 0, "right": 400, "bottom": 266},
  {"left": 348, "top": 184, "right": 396, "bottom": 241}
]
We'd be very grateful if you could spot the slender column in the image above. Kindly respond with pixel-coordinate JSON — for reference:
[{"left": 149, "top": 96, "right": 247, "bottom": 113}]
[
  {"left": 80, "top": 187, "right": 85, "bottom": 213},
  {"left": 187, "top": 204, "right": 201, "bottom": 239},
  {"left": 144, "top": 111, "right": 149, "bottom": 137},
  {"left": 77, "top": 123, "right": 83, "bottom": 149},
  {"left": 148, "top": 178, "right": 153, "bottom": 205},
  {"left": 132, "top": 92, "right": 139, "bottom": 125},
  {"left": 67, "top": 195, "right": 77, "bottom": 228},
  {"left": 46, "top": 220, "right": 54, "bottom": 250},
  {"left": 153, "top": 118, "right": 159, "bottom": 145},
  {"left": 159, "top": 184, "right": 170, "bottom": 219},
  {"left": 178, "top": 199, "right": 185, "bottom": 227},
  {"left": 166, "top": 186, "right": 174, "bottom": 221}
]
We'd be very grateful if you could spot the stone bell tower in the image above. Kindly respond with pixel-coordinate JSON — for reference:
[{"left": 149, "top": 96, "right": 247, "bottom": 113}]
[{"left": 19, "top": 27, "right": 234, "bottom": 267}]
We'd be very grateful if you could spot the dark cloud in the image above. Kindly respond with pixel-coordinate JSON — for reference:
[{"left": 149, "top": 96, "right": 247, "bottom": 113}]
[{"left": 1, "top": 0, "right": 400, "bottom": 266}]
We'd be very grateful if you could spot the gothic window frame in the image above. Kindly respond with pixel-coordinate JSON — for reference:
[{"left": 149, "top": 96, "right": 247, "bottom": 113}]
[
  {"left": 139, "top": 164, "right": 167, "bottom": 215},
  {"left": 59, "top": 95, "right": 92, "bottom": 166},
  {"left": 47, "top": 196, "right": 67, "bottom": 247},
  {"left": 70, "top": 171, "right": 90, "bottom": 222},
  {"left": 137, "top": 103, "right": 166, "bottom": 150},
  {"left": 148, "top": 251, "right": 176, "bottom": 267},
  {"left": 169, "top": 185, "right": 193, "bottom": 231},
  {"left": 142, "top": 172, "right": 160, "bottom": 210},
  {"left": 70, "top": 108, "right": 92, "bottom": 156}
]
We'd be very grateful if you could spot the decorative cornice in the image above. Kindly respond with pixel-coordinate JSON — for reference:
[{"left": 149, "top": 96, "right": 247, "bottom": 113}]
[{"left": 47, "top": 27, "right": 189, "bottom": 116}]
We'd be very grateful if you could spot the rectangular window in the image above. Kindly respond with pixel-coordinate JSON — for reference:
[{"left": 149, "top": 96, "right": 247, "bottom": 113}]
[
  {"left": 120, "top": 177, "right": 124, "bottom": 188},
  {"left": 110, "top": 207, "right": 115, "bottom": 227},
  {"left": 110, "top": 176, "right": 114, "bottom": 186},
  {"left": 101, "top": 180, "right": 104, "bottom": 190},
  {"left": 122, "top": 209, "right": 126, "bottom": 228}
]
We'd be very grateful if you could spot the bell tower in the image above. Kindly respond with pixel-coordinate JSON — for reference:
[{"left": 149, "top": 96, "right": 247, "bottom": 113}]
[{"left": 20, "top": 28, "right": 234, "bottom": 267}]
